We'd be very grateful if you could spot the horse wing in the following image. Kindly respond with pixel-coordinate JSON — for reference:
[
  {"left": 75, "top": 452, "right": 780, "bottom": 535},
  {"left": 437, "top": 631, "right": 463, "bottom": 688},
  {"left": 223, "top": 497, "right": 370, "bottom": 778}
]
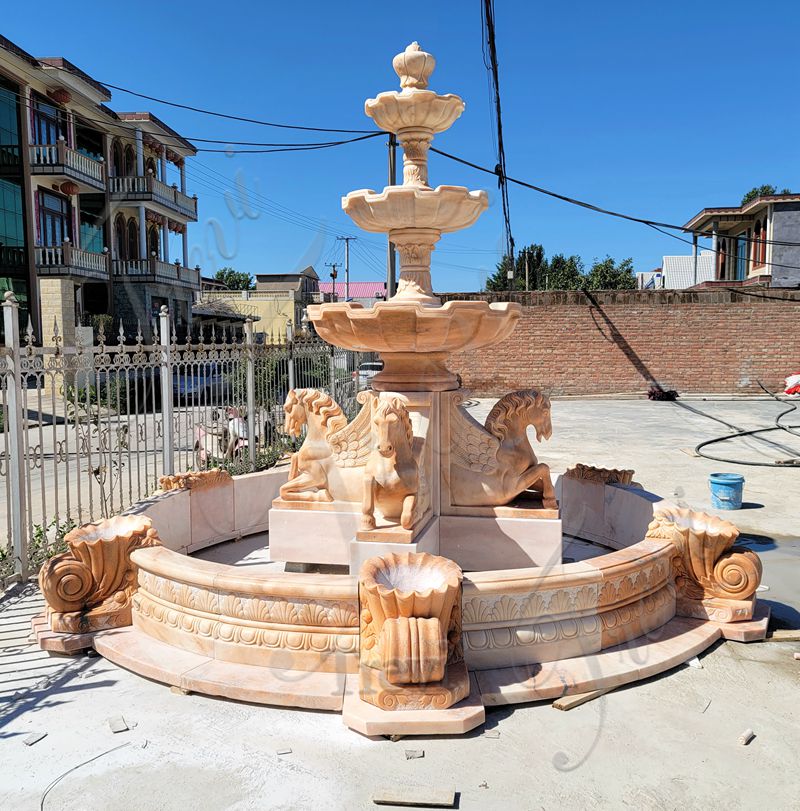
[
  {"left": 449, "top": 401, "right": 500, "bottom": 473},
  {"left": 328, "top": 391, "right": 376, "bottom": 467}
]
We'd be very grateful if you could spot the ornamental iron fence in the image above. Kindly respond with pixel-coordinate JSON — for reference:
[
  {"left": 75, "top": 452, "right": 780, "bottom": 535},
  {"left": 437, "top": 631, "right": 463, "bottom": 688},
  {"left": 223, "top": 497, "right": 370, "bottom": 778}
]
[{"left": 0, "top": 294, "right": 374, "bottom": 584}]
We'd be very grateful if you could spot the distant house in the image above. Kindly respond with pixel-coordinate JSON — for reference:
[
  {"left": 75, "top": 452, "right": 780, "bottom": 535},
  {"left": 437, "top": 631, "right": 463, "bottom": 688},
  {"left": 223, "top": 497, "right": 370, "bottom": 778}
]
[
  {"left": 194, "top": 266, "right": 321, "bottom": 339},
  {"left": 317, "top": 280, "right": 387, "bottom": 307},
  {"left": 683, "top": 194, "right": 800, "bottom": 288},
  {"left": 638, "top": 252, "right": 717, "bottom": 290}
]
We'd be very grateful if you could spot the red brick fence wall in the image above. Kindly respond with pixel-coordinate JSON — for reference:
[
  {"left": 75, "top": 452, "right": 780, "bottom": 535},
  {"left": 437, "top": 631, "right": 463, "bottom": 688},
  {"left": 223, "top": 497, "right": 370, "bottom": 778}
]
[{"left": 440, "top": 288, "right": 800, "bottom": 396}]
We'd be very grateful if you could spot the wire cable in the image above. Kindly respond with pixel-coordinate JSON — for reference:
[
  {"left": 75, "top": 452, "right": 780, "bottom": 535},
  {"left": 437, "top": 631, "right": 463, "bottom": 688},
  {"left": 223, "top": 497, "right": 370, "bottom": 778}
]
[
  {"left": 96, "top": 79, "right": 374, "bottom": 134},
  {"left": 482, "top": 0, "right": 514, "bottom": 267},
  {"left": 693, "top": 382, "right": 800, "bottom": 467}
]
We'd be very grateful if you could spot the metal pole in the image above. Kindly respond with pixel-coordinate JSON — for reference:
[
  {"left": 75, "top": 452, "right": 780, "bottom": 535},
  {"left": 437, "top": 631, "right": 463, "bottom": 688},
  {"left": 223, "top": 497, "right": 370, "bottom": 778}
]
[
  {"left": 329, "top": 345, "right": 336, "bottom": 398},
  {"left": 158, "top": 305, "right": 174, "bottom": 477},
  {"left": 326, "top": 263, "right": 339, "bottom": 302},
  {"left": 287, "top": 325, "right": 295, "bottom": 392},
  {"left": 711, "top": 220, "right": 719, "bottom": 281},
  {"left": 337, "top": 236, "right": 356, "bottom": 302},
  {"left": 244, "top": 318, "right": 257, "bottom": 470},
  {"left": 692, "top": 233, "right": 698, "bottom": 286},
  {"left": 387, "top": 134, "right": 397, "bottom": 298},
  {"left": 524, "top": 250, "right": 529, "bottom": 291},
  {"left": 2, "top": 293, "right": 29, "bottom": 581}
]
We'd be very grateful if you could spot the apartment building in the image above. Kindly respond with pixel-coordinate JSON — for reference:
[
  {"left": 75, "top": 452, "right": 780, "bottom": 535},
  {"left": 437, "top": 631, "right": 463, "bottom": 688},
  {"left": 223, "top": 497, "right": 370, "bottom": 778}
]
[{"left": 0, "top": 34, "right": 200, "bottom": 342}]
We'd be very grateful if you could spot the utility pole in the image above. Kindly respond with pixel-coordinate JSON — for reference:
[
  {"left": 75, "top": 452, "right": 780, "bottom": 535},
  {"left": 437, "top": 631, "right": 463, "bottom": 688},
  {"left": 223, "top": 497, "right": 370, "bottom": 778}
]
[
  {"left": 337, "top": 236, "right": 356, "bottom": 302},
  {"left": 524, "top": 249, "right": 529, "bottom": 291},
  {"left": 387, "top": 134, "right": 397, "bottom": 297},
  {"left": 326, "top": 262, "right": 339, "bottom": 302}
]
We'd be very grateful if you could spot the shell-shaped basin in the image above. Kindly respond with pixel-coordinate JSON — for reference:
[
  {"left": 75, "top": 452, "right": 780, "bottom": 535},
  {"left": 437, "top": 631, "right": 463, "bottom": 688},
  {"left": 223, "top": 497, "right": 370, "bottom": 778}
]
[
  {"left": 307, "top": 299, "right": 520, "bottom": 355},
  {"left": 360, "top": 552, "right": 462, "bottom": 633},
  {"left": 365, "top": 90, "right": 465, "bottom": 134},
  {"left": 343, "top": 185, "right": 488, "bottom": 235}
]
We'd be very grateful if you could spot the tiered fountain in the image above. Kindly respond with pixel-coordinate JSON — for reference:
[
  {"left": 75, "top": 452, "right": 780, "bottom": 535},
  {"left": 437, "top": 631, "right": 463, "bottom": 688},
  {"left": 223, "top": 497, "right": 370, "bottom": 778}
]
[
  {"left": 34, "top": 42, "right": 769, "bottom": 738},
  {"left": 268, "top": 43, "right": 560, "bottom": 574}
]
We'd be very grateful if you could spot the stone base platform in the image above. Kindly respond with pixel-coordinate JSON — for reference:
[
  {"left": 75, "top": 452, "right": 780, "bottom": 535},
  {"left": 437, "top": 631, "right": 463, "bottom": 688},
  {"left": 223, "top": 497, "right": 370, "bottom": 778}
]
[
  {"left": 42, "top": 608, "right": 767, "bottom": 729},
  {"left": 474, "top": 614, "right": 764, "bottom": 706},
  {"left": 342, "top": 673, "right": 485, "bottom": 737},
  {"left": 93, "top": 626, "right": 347, "bottom": 710},
  {"left": 31, "top": 614, "right": 95, "bottom": 655}
]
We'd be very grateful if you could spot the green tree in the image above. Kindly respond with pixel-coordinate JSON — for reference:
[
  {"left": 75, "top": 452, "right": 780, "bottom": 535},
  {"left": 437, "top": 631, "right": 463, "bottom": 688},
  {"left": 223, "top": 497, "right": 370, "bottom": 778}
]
[
  {"left": 741, "top": 185, "right": 778, "bottom": 205},
  {"left": 585, "top": 256, "right": 636, "bottom": 290},
  {"left": 485, "top": 243, "right": 548, "bottom": 291},
  {"left": 214, "top": 266, "right": 255, "bottom": 290},
  {"left": 545, "top": 253, "right": 584, "bottom": 290}
]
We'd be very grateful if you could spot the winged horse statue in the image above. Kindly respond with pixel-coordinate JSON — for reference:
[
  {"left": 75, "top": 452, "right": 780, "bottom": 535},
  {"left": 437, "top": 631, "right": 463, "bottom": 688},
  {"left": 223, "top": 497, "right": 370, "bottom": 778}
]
[
  {"left": 279, "top": 389, "right": 422, "bottom": 531},
  {"left": 448, "top": 389, "right": 557, "bottom": 509}
]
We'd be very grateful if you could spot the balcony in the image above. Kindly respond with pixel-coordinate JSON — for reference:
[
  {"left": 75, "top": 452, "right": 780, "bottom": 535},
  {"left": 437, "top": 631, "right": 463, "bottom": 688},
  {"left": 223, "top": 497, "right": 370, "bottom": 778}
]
[
  {"left": 112, "top": 258, "right": 200, "bottom": 289},
  {"left": 109, "top": 176, "right": 198, "bottom": 220},
  {"left": 29, "top": 142, "right": 106, "bottom": 191},
  {"left": 35, "top": 243, "right": 110, "bottom": 281}
]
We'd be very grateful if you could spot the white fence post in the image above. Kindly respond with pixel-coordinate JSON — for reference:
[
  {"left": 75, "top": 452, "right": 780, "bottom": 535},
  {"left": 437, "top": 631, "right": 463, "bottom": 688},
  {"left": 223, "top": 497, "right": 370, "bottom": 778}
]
[
  {"left": 2, "top": 292, "right": 29, "bottom": 581},
  {"left": 158, "top": 305, "right": 174, "bottom": 477},
  {"left": 244, "top": 318, "right": 257, "bottom": 470},
  {"left": 328, "top": 344, "right": 336, "bottom": 398},
  {"left": 287, "top": 325, "right": 295, "bottom": 393}
]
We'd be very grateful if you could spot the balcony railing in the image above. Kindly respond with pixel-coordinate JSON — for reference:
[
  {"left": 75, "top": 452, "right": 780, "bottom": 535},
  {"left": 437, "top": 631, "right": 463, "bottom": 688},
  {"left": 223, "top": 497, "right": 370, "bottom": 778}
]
[
  {"left": 112, "top": 258, "right": 200, "bottom": 288},
  {"left": 109, "top": 175, "right": 198, "bottom": 220},
  {"left": 29, "top": 141, "right": 106, "bottom": 190},
  {"left": 35, "top": 243, "right": 110, "bottom": 279}
]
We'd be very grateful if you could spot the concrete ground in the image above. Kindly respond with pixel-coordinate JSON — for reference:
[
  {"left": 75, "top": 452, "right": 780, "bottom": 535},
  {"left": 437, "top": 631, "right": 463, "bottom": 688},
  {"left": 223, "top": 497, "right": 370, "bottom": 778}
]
[{"left": 1, "top": 398, "right": 799, "bottom": 810}]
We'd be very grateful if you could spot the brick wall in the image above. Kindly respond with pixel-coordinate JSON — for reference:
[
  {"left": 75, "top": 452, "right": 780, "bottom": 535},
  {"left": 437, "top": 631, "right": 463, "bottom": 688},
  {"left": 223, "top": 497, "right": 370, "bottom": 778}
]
[{"left": 441, "top": 288, "right": 800, "bottom": 396}]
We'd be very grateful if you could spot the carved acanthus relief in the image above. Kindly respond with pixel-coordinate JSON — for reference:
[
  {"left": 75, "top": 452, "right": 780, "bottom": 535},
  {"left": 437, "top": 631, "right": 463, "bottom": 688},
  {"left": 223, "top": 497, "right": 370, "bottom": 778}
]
[
  {"left": 159, "top": 469, "right": 232, "bottom": 491},
  {"left": 39, "top": 515, "right": 161, "bottom": 634},
  {"left": 564, "top": 464, "right": 637, "bottom": 486},
  {"left": 132, "top": 568, "right": 360, "bottom": 670},
  {"left": 448, "top": 390, "right": 557, "bottom": 508},
  {"left": 279, "top": 389, "right": 422, "bottom": 532},
  {"left": 646, "top": 507, "right": 762, "bottom": 621},
  {"left": 358, "top": 552, "right": 469, "bottom": 710}
]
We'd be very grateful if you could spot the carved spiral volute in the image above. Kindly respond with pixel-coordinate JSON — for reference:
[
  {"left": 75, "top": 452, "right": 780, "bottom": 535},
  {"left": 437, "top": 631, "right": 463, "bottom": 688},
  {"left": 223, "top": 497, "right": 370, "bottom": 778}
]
[
  {"left": 710, "top": 547, "right": 763, "bottom": 600},
  {"left": 40, "top": 555, "right": 95, "bottom": 613}
]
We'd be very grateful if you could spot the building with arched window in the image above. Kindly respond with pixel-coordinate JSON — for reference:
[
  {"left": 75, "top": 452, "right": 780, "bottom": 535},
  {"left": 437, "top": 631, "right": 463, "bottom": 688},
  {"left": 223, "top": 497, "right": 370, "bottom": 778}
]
[
  {"left": 0, "top": 33, "right": 201, "bottom": 343},
  {"left": 683, "top": 193, "right": 800, "bottom": 288}
]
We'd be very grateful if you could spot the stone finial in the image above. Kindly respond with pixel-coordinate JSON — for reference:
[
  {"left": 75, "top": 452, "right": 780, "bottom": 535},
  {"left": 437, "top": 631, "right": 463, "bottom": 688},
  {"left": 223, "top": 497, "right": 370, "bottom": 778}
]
[{"left": 392, "top": 42, "right": 435, "bottom": 90}]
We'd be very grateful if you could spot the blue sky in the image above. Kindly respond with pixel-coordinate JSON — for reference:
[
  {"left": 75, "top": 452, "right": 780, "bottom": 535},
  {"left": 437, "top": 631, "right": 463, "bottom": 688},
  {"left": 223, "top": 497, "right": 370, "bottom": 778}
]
[{"left": 6, "top": 0, "right": 800, "bottom": 290}]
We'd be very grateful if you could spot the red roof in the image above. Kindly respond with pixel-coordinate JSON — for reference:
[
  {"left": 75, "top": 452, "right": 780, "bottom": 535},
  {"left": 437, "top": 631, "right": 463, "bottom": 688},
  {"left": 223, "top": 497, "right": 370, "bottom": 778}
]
[{"left": 318, "top": 281, "right": 387, "bottom": 299}]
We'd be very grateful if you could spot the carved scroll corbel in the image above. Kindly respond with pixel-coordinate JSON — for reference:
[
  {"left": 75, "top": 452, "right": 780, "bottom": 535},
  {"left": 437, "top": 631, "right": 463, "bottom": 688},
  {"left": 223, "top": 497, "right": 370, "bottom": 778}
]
[{"left": 646, "top": 507, "right": 762, "bottom": 622}]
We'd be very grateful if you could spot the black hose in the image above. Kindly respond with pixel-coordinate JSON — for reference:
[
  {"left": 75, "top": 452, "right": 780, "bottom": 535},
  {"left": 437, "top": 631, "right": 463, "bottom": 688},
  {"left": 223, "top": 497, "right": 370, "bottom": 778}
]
[{"left": 693, "top": 382, "right": 800, "bottom": 467}]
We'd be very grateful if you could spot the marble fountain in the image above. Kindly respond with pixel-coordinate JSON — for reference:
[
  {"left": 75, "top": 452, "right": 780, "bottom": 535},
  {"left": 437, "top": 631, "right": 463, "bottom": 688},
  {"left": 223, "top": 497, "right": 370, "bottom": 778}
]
[{"left": 34, "top": 43, "right": 768, "bottom": 737}]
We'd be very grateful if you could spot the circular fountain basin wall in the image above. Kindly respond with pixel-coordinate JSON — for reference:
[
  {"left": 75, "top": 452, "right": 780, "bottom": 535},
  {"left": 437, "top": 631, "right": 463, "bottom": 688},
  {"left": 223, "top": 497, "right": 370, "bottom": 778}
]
[{"left": 87, "top": 465, "right": 747, "bottom": 711}]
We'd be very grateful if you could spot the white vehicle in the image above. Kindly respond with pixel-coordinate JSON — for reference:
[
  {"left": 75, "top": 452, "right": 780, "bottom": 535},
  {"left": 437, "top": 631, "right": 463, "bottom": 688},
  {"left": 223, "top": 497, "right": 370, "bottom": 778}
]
[{"left": 353, "top": 361, "right": 384, "bottom": 389}]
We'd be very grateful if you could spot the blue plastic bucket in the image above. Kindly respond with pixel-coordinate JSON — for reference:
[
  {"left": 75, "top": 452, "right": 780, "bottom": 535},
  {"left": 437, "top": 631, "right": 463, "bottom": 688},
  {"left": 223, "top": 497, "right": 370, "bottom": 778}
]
[{"left": 709, "top": 472, "right": 745, "bottom": 510}]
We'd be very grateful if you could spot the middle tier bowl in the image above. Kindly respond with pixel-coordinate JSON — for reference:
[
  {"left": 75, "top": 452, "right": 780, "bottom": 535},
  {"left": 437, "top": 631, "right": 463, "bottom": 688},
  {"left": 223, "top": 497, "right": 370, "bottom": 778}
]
[{"left": 307, "top": 299, "right": 520, "bottom": 392}]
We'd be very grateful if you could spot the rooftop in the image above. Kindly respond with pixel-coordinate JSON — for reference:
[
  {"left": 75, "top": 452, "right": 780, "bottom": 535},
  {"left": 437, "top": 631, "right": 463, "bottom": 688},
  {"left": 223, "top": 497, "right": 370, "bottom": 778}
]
[
  {"left": 684, "top": 193, "right": 800, "bottom": 230},
  {"left": 318, "top": 281, "right": 387, "bottom": 299}
]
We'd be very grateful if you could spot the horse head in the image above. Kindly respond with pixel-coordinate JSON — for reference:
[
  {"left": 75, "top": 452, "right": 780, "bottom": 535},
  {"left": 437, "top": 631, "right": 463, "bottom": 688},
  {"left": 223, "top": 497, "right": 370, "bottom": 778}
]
[
  {"left": 486, "top": 389, "right": 552, "bottom": 444},
  {"left": 283, "top": 390, "right": 307, "bottom": 437},
  {"left": 372, "top": 397, "right": 413, "bottom": 459},
  {"left": 528, "top": 392, "right": 552, "bottom": 442}
]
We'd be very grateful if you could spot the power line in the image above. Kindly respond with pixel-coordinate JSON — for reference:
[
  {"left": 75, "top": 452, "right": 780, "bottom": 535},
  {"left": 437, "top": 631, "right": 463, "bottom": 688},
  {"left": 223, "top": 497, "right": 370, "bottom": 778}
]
[
  {"left": 430, "top": 146, "right": 800, "bottom": 249},
  {"left": 194, "top": 132, "right": 381, "bottom": 153},
  {"left": 96, "top": 79, "right": 375, "bottom": 134},
  {"left": 482, "top": 0, "right": 514, "bottom": 271}
]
